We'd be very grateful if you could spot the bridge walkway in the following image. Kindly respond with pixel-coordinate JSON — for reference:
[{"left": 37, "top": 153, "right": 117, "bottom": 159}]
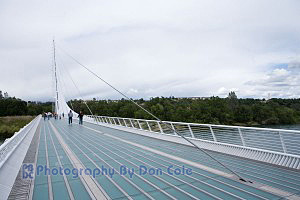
[{"left": 31, "top": 119, "right": 300, "bottom": 200}]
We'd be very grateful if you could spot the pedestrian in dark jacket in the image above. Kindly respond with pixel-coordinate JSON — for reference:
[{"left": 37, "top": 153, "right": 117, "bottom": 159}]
[
  {"left": 68, "top": 110, "right": 73, "bottom": 124},
  {"left": 78, "top": 111, "right": 84, "bottom": 125}
]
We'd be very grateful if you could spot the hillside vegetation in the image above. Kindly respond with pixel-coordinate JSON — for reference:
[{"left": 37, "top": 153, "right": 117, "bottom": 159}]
[
  {"left": 70, "top": 95, "right": 300, "bottom": 126},
  {"left": 0, "top": 116, "right": 34, "bottom": 139}
]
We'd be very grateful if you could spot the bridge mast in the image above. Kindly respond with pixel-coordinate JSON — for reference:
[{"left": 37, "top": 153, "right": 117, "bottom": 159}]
[{"left": 53, "top": 39, "right": 59, "bottom": 114}]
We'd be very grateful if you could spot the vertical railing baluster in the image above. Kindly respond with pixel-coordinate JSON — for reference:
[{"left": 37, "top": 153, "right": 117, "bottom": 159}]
[
  {"left": 129, "top": 119, "right": 134, "bottom": 128},
  {"left": 146, "top": 121, "right": 152, "bottom": 132},
  {"left": 123, "top": 119, "right": 128, "bottom": 127},
  {"left": 117, "top": 118, "right": 121, "bottom": 126},
  {"left": 170, "top": 123, "right": 177, "bottom": 135},
  {"left": 137, "top": 120, "right": 142, "bottom": 130},
  {"left": 238, "top": 128, "right": 246, "bottom": 146},
  {"left": 188, "top": 124, "right": 195, "bottom": 138},
  {"left": 209, "top": 125, "right": 217, "bottom": 142},
  {"left": 157, "top": 121, "right": 163, "bottom": 133},
  {"left": 279, "top": 132, "right": 287, "bottom": 153}
]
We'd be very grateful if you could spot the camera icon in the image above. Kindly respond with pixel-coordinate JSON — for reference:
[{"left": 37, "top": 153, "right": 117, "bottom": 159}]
[{"left": 22, "top": 163, "right": 35, "bottom": 179}]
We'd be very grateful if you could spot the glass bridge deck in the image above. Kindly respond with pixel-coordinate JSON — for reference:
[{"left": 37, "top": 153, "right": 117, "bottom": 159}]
[{"left": 31, "top": 119, "right": 300, "bottom": 200}]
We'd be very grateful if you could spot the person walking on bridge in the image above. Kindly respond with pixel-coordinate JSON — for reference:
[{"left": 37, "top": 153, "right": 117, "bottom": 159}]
[
  {"left": 43, "top": 112, "right": 47, "bottom": 121},
  {"left": 68, "top": 110, "right": 73, "bottom": 124},
  {"left": 47, "top": 112, "right": 51, "bottom": 120},
  {"left": 78, "top": 111, "right": 84, "bottom": 125}
]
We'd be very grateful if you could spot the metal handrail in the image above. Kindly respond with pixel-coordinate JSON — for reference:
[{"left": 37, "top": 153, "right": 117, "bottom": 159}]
[
  {"left": 0, "top": 116, "right": 41, "bottom": 169},
  {"left": 86, "top": 115, "right": 300, "bottom": 156},
  {"left": 87, "top": 115, "right": 300, "bottom": 134},
  {"left": 0, "top": 116, "right": 41, "bottom": 168}
]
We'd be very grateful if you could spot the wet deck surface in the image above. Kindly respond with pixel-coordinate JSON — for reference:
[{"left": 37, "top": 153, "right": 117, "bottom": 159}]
[{"left": 31, "top": 119, "right": 300, "bottom": 199}]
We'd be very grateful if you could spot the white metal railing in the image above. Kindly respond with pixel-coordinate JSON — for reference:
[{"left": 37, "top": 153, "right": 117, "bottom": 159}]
[
  {"left": 86, "top": 115, "right": 300, "bottom": 156},
  {"left": 0, "top": 116, "right": 41, "bottom": 169}
]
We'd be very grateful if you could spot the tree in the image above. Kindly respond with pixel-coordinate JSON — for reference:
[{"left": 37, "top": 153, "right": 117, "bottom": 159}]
[
  {"left": 4, "top": 92, "right": 9, "bottom": 98},
  {"left": 0, "top": 91, "right": 3, "bottom": 99},
  {"left": 228, "top": 91, "right": 237, "bottom": 99}
]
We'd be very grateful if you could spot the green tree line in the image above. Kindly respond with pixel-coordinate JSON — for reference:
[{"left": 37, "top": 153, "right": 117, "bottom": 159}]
[
  {"left": 69, "top": 94, "right": 300, "bottom": 126},
  {"left": 0, "top": 91, "right": 52, "bottom": 139},
  {"left": 0, "top": 89, "right": 299, "bottom": 126},
  {"left": 0, "top": 91, "right": 52, "bottom": 116}
]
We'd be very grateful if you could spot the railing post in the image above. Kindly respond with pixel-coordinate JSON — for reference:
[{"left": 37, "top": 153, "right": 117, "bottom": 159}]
[
  {"left": 112, "top": 118, "right": 117, "bottom": 125},
  {"left": 209, "top": 125, "right": 217, "bottom": 142},
  {"left": 137, "top": 120, "right": 142, "bottom": 129},
  {"left": 188, "top": 124, "right": 195, "bottom": 138},
  {"left": 117, "top": 118, "right": 121, "bottom": 125},
  {"left": 170, "top": 123, "right": 177, "bottom": 135},
  {"left": 129, "top": 119, "right": 134, "bottom": 128},
  {"left": 238, "top": 128, "right": 246, "bottom": 146},
  {"left": 279, "top": 132, "right": 287, "bottom": 153},
  {"left": 146, "top": 121, "right": 152, "bottom": 132},
  {"left": 105, "top": 117, "right": 109, "bottom": 123},
  {"left": 123, "top": 119, "right": 128, "bottom": 127},
  {"left": 157, "top": 121, "right": 163, "bottom": 133}
]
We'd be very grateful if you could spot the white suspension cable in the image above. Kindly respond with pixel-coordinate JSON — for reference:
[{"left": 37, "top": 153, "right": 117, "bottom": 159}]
[
  {"left": 57, "top": 45, "right": 250, "bottom": 183},
  {"left": 56, "top": 55, "right": 77, "bottom": 110},
  {"left": 56, "top": 53, "right": 98, "bottom": 124}
]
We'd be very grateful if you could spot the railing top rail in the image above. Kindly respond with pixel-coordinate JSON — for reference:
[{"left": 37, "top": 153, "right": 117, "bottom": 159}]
[
  {"left": 0, "top": 115, "right": 41, "bottom": 169},
  {"left": 88, "top": 115, "right": 300, "bottom": 134}
]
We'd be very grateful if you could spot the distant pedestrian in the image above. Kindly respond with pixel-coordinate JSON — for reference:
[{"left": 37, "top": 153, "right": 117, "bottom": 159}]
[
  {"left": 68, "top": 110, "right": 73, "bottom": 124},
  {"left": 47, "top": 112, "right": 51, "bottom": 120},
  {"left": 62, "top": 113, "right": 64, "bottom": 118},
  {"left": 43, "top": 112, "right": 47, "bottom": 121},
  {"left": 78, "top": 111, "right": 84, "bottom": 125}
]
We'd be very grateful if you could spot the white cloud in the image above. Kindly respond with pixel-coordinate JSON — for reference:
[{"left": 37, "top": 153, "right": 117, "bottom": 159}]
[
  {"left": 0, "top": 0, "right": 300, "bottom": 101},
  {"left": 127, "top": 88, "right": 138, "bottom": 95},
  {"left": 243, "top": 62, "right": 300, "bottom": 98},
  {"left": 272, "top": 69, "right": 289, "bottom": 76}
]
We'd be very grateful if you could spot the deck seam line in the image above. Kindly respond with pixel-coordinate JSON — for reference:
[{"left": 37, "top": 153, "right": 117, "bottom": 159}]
[
  {"left": 44, "top": 124, "right": 54, "bottom": 200},
  {"left": 68, "top": 125, "right": 236, "bottom": 200},
  {"left": 46, "top": 123, "right": 75, "bottom": 200},
  {"left": 83, "top": 124, "right": 300, "bottom": 200},
  {"left": 88, "top": 130, "right": 270, "bottom": 200},
  {"left": 152, "top": 139, "right": 300, "bottom": 190},
  {"left": 28, "top": 122, "right": 41, "bottom": 200},
  {"left": 55, "top": 123, "right": 136, "bottom": 200},
  {"left": 59, "top": 124, "right": 200, "bottom": 200},
  {"left": 49, "top": 121, "right": 109, "bottom": 200}
]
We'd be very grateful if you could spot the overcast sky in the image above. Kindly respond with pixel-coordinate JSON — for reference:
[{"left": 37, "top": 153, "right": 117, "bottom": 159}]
[{"left": 0, "top": 0, "right": 300, "bottom": 101}]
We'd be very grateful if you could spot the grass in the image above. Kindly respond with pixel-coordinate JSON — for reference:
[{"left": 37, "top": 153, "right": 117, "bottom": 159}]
[{"left": 0, "top": 116, "right": 34, "bottom": 139}]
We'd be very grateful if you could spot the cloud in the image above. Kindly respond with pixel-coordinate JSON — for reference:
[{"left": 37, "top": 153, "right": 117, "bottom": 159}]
[
  {"left": 216, "top": 87, "right": 239, "bottom": 96},
  {"left": 127, "top": 88, "right": 138, "bottom": 95},
  {"left": 243, "top": 62, "right": 300, "bottom": 98},
  {"left": 0, "top": 0, "right": 300, "bottom": 101}
]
